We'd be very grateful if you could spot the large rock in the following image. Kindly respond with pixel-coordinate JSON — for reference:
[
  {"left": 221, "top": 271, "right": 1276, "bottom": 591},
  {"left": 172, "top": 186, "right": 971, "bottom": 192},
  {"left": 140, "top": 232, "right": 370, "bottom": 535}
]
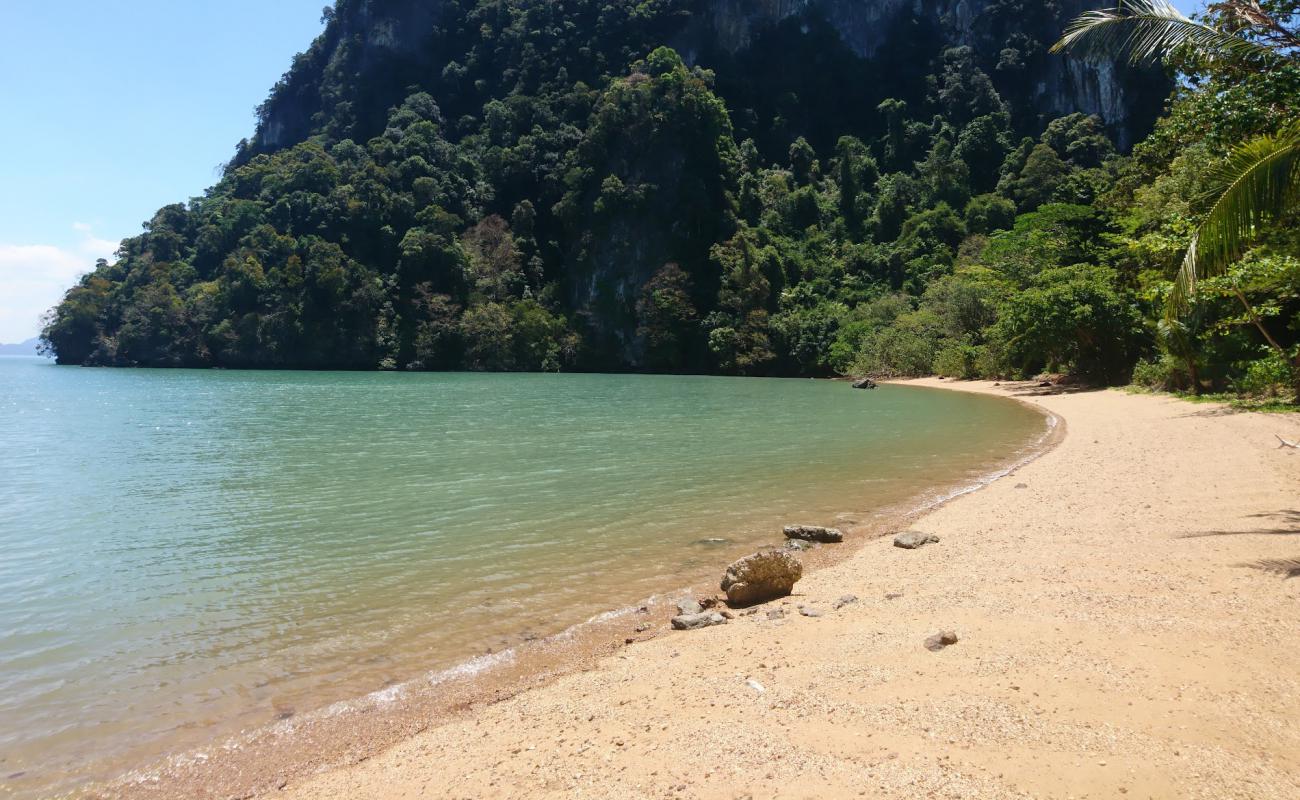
[
  {"left": 671, "top": 611, "right": 727, "bottom": 631},
  {"left": 893, "top": 531, "right": 940, "bottom": 550},
  {"left": 721, "top": 550, "right": 803, "bottom": 606},
  {"left": 852, "top": 378, "right": 878, "bottom": 390},
  {"left": 784, "top": 525, "right": 844, "bottom": 543}
]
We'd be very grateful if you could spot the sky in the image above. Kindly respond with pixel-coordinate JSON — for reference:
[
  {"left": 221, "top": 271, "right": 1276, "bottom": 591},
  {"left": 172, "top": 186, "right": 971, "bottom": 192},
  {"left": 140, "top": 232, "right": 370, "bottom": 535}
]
[
  {"left": 0, "top": 0, "right": 325, "bottom": 343},
  {"left": 0, "top": 1, "right": 1205, "bottom": 344}
]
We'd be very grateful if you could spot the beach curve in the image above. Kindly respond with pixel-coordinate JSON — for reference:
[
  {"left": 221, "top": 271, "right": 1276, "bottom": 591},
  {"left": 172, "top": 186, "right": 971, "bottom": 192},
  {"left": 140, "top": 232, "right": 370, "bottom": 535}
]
[{"left": 137, "top": 381, "right": 1300, "bottom": 798}]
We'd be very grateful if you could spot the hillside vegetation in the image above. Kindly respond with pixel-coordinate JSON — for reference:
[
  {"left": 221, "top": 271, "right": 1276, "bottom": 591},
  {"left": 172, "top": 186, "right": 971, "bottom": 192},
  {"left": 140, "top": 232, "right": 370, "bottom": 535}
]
[{"left": 40, "top": 1, "right": 1299, "bottom": 401}]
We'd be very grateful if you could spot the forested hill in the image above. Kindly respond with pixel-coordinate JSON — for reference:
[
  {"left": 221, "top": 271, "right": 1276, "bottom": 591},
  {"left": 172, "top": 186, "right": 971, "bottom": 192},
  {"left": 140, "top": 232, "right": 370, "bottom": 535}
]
[{"left": 44, "top": 0, "right": 1174, "bottom": 375}]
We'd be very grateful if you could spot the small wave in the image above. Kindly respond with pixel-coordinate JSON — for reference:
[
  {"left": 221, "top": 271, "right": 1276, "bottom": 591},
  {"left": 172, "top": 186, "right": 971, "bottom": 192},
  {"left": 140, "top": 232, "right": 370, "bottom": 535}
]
[{"left": 915, "top": 409, "right": 1059, "bottom": 512}]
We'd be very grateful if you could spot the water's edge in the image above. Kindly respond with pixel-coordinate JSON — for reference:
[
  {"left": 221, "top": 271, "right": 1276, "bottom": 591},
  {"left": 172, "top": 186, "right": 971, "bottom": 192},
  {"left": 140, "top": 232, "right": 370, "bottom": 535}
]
[{"left": 78, "top": 382, "right": 1061, "bottom": 800}]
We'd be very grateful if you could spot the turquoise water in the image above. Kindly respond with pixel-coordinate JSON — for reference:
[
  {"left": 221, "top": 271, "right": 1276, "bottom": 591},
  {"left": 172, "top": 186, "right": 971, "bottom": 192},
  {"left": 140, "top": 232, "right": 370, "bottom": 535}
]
[{"left": 0, "top": 357, "right": 1044, "bottom": 797}]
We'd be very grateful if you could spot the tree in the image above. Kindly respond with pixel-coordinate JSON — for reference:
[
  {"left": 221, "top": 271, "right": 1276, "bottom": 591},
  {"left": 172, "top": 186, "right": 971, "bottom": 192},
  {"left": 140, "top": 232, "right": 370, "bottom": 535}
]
[
  {"left": 992, "top": 263, "right": 1146, "bottom": 382},
  {"left": 635, "top": 263, "right": 701, "bottom": 371},
  {"left": 1053, "top": 0, "right": 1300, "bottom": 388}
]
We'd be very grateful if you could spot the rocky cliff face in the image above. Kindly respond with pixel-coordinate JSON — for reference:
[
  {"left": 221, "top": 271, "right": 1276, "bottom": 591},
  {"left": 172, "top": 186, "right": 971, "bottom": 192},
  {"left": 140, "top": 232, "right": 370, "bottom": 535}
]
[
  {"left": 692, "top": 0, "right": 1160, "bottom": 148},
  {"left": 244, "top": 0, "right": 1165, "bottom": 160}
]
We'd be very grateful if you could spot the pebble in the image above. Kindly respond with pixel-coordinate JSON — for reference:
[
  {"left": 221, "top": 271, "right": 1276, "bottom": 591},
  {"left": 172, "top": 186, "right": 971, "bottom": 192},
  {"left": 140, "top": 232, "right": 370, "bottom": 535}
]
[
  {"left": 924, "top": 630, "right": 960, "bottom": 651},
  {"left": 894, "top": 531, "right": 941, "bottom": 550},
  {"left": 674, "top": 598, "right": 703, "bottom": 616}
]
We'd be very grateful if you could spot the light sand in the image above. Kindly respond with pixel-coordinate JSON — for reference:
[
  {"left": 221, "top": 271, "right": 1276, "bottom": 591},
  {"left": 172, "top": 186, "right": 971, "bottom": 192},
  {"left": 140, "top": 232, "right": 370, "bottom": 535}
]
[{"left": 275, "top": 381, "right": 1300, "bottom": 800}]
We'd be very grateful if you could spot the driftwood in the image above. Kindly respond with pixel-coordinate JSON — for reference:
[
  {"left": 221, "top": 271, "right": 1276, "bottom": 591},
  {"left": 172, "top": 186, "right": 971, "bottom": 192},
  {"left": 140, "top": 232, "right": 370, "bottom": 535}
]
[{"left": 1277, "top": 435, "right": 1299, "bottom": 450}]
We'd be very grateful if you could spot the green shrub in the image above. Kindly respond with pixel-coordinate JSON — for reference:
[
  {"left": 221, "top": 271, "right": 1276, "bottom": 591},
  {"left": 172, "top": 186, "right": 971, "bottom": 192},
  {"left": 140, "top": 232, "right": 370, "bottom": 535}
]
[
  {"left": 933, "top": 341, "right": 983, "bottom": 379},
  {"left": 1130, "top": 355, "right": 1189, "bottom": 392},
  {"left": 1235, "top": 352, "right": 1298, "bottom": 399},
  {"left": 849, "top": 326, "right": 935, "bottom": 377}
]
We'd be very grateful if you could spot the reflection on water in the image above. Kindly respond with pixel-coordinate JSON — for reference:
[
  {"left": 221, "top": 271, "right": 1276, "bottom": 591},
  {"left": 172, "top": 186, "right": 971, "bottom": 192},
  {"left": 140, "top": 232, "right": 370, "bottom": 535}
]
[{"left": 0, "top": 358, "right": 1043, "bottom": 798}]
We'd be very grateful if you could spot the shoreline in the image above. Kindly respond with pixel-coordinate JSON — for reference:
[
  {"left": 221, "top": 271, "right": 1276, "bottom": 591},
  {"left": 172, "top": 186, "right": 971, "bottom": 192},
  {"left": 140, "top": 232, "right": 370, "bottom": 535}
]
[
  {"left": 91, "top": 380, "right": 1300, "bottom": 798},
  {"left": 80, "top": 382, "right": 1055, "bottom": 800},
  {"left": 276, "top": 378, "right": 1298, "bottom": 799}
]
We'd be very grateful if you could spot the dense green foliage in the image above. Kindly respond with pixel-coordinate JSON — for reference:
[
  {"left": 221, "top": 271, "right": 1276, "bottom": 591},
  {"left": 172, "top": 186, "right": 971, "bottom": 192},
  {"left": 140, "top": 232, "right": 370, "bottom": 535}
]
[{"left": 39, "top": 0, "right": 1297, "bottom": 400}]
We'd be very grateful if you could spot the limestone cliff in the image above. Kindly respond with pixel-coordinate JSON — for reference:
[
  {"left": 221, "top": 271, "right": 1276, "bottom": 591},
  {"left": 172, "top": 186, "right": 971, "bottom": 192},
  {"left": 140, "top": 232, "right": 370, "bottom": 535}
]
[{"left": 243, "top": 0, "right": 1166, "bottom": 161}]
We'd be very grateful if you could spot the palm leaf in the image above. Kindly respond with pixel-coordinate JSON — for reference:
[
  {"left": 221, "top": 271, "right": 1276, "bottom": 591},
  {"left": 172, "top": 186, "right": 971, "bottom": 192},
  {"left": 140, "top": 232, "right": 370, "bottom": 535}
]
[
  {"left": 1051, "top": 0, "right": 1277, "bottom": 65},
  {"left": 1168, "top": 121, "right": 1300, "bottom": 317}
]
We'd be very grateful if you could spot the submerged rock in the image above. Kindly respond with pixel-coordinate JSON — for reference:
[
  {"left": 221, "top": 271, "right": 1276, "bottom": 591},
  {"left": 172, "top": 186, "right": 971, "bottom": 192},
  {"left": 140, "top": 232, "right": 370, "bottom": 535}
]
[
  {"left": 721, "top": 550, "right": 803, "bottom": 606},
  {"left": 694, "top": 537, "right": 731, "bottom": 547},
  {"left": 671, "top": 611, "right": 728, "bottom": 631},
  {"left": 893, "top": 531, "right": 940, "bottom": 550},
  {"left": 783, "top": 525, "right": 844, "bottom": 544}
]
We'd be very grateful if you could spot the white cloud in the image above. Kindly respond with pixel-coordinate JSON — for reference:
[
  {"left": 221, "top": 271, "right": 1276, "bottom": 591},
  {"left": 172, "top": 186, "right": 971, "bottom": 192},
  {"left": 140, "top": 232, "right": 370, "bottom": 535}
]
[{"left": 0, "top": 224, "right": 121, "bottom": 343}]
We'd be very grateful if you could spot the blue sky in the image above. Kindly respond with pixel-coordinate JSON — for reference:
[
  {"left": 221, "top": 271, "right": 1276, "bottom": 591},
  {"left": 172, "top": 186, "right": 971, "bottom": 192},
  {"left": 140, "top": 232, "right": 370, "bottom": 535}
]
[
  {"left": 0, "top": 0, "right": 325, "bottom": 342},
  {"left": 0, "top": 1, "right": 1205, "bottom": 343}
]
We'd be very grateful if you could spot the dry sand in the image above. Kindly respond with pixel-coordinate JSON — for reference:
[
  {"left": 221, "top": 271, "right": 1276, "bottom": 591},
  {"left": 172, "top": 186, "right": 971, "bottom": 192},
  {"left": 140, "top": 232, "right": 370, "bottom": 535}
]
[{"left": 271, "top": 380, "right": 1300, "bottom": 800}]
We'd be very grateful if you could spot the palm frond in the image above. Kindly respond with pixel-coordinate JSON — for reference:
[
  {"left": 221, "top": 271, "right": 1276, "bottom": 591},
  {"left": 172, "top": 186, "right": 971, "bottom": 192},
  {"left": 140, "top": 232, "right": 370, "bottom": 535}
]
[
  {"left": 1051, "top": 0, "right": 1277, "bottom": 65},
  {"left": 1167, "top": 122, "right": 1300, "bottom": 318}
]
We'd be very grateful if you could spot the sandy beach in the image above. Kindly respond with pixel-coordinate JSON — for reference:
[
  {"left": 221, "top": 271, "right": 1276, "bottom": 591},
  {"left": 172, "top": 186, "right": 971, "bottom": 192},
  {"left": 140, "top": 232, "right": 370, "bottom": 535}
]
[{"left": 187, "top": 382, "right": 1300, "bottom": 798}]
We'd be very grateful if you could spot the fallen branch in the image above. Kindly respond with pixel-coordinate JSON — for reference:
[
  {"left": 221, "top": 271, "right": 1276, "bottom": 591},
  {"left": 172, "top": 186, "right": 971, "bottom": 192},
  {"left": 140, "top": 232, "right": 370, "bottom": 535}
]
[{"left": 1277, "top": 435, "right": 1299, "bottom": 449}]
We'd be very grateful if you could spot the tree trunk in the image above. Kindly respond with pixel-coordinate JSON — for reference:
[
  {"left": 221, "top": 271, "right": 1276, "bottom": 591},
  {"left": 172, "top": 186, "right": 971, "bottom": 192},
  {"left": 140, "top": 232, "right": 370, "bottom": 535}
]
[{"left": 1233, "top": 287, "right": 1286, "bottom": 353}]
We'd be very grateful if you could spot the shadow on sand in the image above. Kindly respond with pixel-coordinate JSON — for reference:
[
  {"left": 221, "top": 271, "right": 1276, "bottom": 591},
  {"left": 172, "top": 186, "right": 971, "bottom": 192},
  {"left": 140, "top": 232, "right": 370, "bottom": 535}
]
[{"left": 1179, "top": 510, "right": 1300, "bottom": 539}]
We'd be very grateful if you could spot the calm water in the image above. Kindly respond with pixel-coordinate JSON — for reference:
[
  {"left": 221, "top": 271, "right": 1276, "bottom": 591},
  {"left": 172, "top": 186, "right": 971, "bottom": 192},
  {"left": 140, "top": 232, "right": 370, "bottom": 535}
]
[{"left": 0, "top": 357, "right": 1044, "bottom": 797}]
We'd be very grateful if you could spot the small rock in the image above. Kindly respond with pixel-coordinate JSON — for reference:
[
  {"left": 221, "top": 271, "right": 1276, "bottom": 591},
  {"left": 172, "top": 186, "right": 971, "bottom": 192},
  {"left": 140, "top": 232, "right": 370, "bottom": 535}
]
[
  {"left": 675, "top": 598, "right": 704, "bottom": 616},
  {"left": 625, "top": 637, "right": 634, "bottom": 645},
  {"left": 720, "top": 610, "right": 735, "bottom": 620},
  {"left": 721, "top": 550, "right": 803, "bottom": 606},
  {"left": 766, "top": 608, "right": 786, "bottom": 620},
  {"left": 634, "top": 624, "right": 650, "bottom": 633},
  {"left": 798, "top": 606, "right": 823, "bottom": 618},
  {"left": 671, "top": 612, "right": 728, "bottom": 631},
  {"left": 784, "top": 539, "right": 815, "bottom": 552},
  {"left": 783, "top": 525, "right": 844, "bottom": 544},
  {"left": 884, "top": 592, "right": 904, "bottom": 600},
  {"left": 1014, "top": 483, "right": 1028, "bottom": 489},
  {"left": 924, "top": 630, "right": 960, "bottom": 651},
  {"left": 853, "top": 378, "right": 878, "bottom": 390},
  {"left": 745, "top": 678, "right": 766, "bottom": 693},
  {"left": 833, "top": 594, "right": 859, "bottom": 610},
  {"left": 893, "top": 531, "right": 940, "bottom": 550}
]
